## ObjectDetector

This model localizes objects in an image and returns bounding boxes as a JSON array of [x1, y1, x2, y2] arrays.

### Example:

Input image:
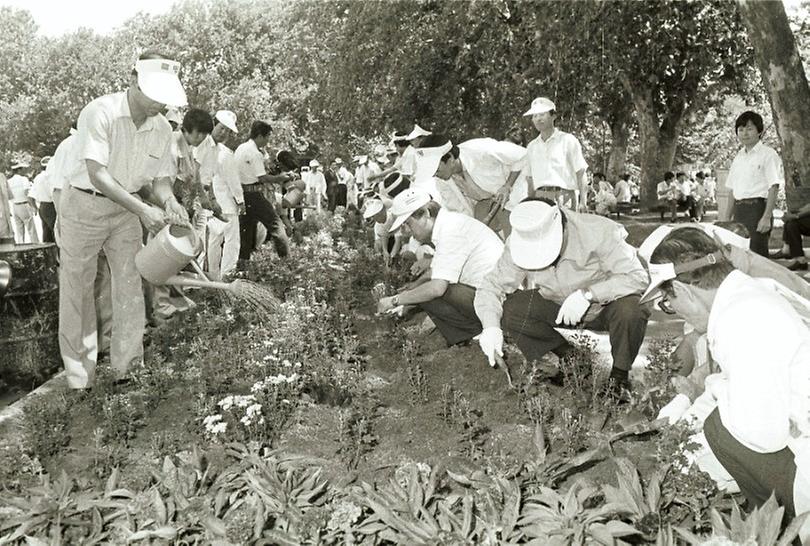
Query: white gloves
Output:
[[555, 289, 591, 326], [475, 327, 504, 367]]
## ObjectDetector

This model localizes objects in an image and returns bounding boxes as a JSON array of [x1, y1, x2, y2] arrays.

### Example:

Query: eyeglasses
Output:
[[654, 293, 676, 315]]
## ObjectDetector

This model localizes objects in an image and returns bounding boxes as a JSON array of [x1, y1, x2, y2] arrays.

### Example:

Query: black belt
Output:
[[735, 197, 766, 204], [536, 186, 573, 193], [74, 187, 108, 198]]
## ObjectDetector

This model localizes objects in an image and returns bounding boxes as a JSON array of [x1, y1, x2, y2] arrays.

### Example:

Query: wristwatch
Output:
[[392, 295, 400, 306], [582, 289, 594, 303]]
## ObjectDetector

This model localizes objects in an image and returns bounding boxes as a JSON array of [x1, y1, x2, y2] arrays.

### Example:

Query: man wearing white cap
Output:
[[369, 131, 412, 185], [416, 134, 526, 228], [59, 51, 189, 389], [30, 156, 55, 243], [377, 189, 504, 347], [521, 97, 588, 211], [474, 199, 649, 396], [306, 159, 327, 211], [363, 198, 403, 266], [333, 158, 354, 209], [7, 160, 38, 244], [641, 228, 810, 540]]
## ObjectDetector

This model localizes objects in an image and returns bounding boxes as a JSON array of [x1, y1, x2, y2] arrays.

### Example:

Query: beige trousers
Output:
[[58, 186, 145, 388], [12, 202, 39, 244]]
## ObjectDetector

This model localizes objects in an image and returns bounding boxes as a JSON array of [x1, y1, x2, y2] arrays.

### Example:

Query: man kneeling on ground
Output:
[[376, 189, 504, 346], [473, 199, 650, 397]]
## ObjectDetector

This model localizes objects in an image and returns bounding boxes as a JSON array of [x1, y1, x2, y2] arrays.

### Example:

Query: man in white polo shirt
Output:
[[522, 97, 588, 210], [31, 156, 55, 243], [726, 110, 784, 257], [234, 120, 293, 267], [7, 160, 38, 244], [377, 189, 504, 347], [417, 134, 526, 230], [59, 51, 188, 389]]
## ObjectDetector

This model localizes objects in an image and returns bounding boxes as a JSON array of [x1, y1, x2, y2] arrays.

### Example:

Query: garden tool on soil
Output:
[[483, 201, 503, 227]]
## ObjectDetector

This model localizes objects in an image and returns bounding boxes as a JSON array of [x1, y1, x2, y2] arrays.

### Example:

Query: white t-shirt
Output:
[[430, 208, 504, 288], [30, 171, 52, 203], [726, 141, 784, 199], [524, 128, 588, 191], [234, 139, 266, 186], [458, 138, 527, 195], [614, 179, 632, 203], [7, 174, 32, 203]]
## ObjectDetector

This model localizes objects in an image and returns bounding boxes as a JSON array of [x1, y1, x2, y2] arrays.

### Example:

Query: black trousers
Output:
[[238, 190, 287, 261], [783, 216, 810, 259], [733, 198, 771, 257], [501, 291, 650, 372], [39, 201, 56, 243], [417, 284, 482, 346], [704, 408, 796, 516], [327, 184, 338, 212], [336, 185, 347, 208]]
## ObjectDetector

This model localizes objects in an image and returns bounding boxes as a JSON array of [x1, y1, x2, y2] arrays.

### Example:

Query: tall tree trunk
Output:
[[738, 0, 810, 188], [606, 102, 632, 182]]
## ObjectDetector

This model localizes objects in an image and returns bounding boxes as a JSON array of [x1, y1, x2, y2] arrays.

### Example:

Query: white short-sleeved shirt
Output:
[[234, 139, 266, 186], [212, 143, 244, 214], [7, 174, 32, 203], [400, 146, 417, 177], [430, 208, 504, 288], [72, 91, 175, 192], [614, 180, 632, 203], [525, 128, 588, 191], [726, 141, 784, 199], [45, 134, 79, 193], [195, 134, 219, 188], [458, 138, 527, 195], [30, 171, 52, 203]]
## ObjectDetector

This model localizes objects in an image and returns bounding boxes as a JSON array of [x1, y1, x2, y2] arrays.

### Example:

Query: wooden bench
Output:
[[650, 200, 691, 220], [613, 202, 634, 219]]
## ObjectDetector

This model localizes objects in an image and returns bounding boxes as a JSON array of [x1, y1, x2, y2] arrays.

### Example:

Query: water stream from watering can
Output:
[[224, 280, 280, 322]]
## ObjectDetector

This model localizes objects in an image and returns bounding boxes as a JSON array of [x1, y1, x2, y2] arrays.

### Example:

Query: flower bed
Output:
[[0, 213, 803, 545]]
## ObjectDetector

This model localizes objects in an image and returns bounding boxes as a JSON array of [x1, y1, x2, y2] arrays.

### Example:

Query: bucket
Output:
[[135, 224, 201, 284]]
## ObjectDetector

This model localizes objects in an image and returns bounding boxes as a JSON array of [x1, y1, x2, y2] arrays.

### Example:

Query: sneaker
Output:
[[788, 261, 809, 271]]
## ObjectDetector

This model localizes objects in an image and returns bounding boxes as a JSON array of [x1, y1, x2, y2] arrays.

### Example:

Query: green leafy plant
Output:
[[21, 393, 72, 460], [602, 457, 671, 540]]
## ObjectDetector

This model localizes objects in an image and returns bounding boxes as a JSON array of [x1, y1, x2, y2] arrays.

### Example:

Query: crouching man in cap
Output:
[[474, 200, 650, 396], [59, 51, 189, 389], [376, 189, 504, 347], [642, 228, 810, 540]]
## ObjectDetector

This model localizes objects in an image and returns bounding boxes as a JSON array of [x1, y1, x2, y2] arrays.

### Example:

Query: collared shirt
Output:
[[475, 210, 648, 327], [212, 142, 244, 214], [706, 270, 810, 455], [7, 174, 32, 203], [46, 134, 80, 193], [525, 128, 588, 191], [30, 171, 52, 203], [656, 181, 670, 200], [614, 179, 632, 202], [72, 91, 175, 192], [234, 139, 267, 186], [430, 208, 504, 288], [726, 141, 784, 199], [337, 166, 354, 187], [458, 138, 527, 196], [680, 179, 693, 197], [400, 146, 417, 176], [195, 134, 219, 189]]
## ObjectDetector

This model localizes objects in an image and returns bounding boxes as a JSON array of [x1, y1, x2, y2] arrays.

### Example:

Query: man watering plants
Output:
[[58, 51, 188, 389], [473, 199, 650, 400], [376, 188, 503, 347], [641, 228, 810, 542]]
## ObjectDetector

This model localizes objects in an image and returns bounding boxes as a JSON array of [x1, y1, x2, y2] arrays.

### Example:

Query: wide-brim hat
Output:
[[363, 199, 384, 219], [135, 58, 187, 107], [215, 110, 238, 133], [523, 96, 556, 117], [309, 159, 320, 168], [508, 201, 563, 270], [414, 140, 452, 180], [390, 188, 432, 232]]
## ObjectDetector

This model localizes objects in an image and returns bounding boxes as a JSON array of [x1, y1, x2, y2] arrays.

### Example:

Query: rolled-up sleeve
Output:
[[589, 226, 649, 303], [474, 242, 527, 328], [77, 102, 110, 166]]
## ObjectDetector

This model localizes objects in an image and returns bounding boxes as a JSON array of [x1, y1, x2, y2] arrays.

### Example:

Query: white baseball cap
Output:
[[135, 58, 187, 107], [362, 199, 385, 219], [390, 188, 432, 232], [639, 251, 725, 304], [406, 124, 432, 141], [215, 110, 238, 133], [523, 97, 556, 117], [508, 201, 564, 270], [309, 159, 320, 168], [414, 140, 452, 179]]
